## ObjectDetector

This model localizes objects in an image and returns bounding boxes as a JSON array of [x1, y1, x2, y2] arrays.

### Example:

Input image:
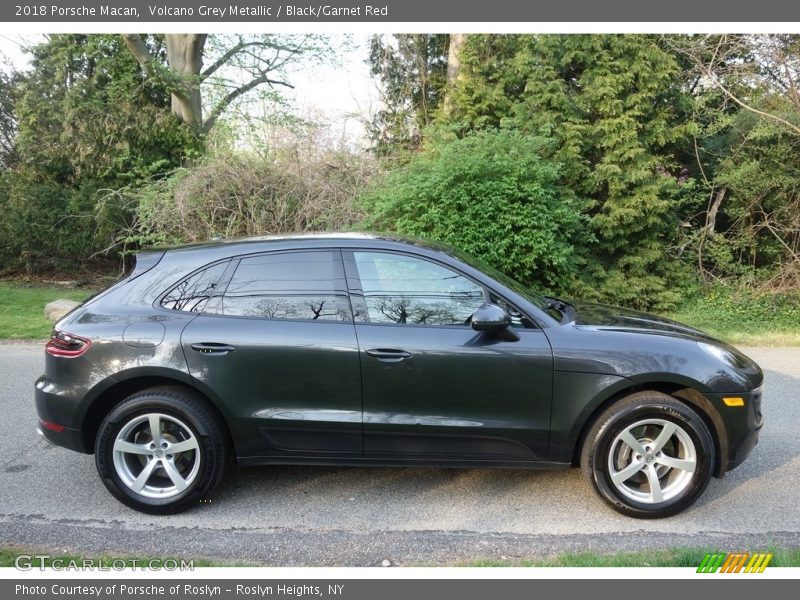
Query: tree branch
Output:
[[201, 40, 246, 80], [202, 75, 294, 133], [708, 72, 800, 136], [201, 39, 303, 81], [672, 34, 800, 137], [122, 34, 155, 68], [122, 34, 192, 102]]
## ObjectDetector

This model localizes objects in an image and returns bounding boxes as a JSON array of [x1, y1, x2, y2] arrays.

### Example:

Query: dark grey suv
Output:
[[36, 233, 763, 516]]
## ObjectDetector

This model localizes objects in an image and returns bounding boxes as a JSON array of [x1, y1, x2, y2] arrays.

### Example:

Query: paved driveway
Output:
[[1, 343, 798, 565]]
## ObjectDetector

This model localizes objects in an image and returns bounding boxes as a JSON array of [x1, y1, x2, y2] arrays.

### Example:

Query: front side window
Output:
[[161, 261, 229, 313], [353, 252, 485, 326], [217, 251, 350, 322]]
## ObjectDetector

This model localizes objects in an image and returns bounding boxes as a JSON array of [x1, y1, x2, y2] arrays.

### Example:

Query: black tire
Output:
[[95, 386, 229, 515], [580, 391, 714, 519]]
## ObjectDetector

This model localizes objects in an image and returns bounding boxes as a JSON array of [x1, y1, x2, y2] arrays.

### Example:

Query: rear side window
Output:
[[216, 251, 351, 322], [161, 261, 229, 313]]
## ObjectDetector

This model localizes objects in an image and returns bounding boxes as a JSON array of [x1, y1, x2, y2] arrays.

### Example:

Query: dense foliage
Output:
[[0, 34, 194, 274], [119, 144, 373, 249], [365, 34, 800, 309], [363, 130, 588, 291], [0, 70, 17, 170], [1, 33, 798, 313], [436, 35, 697, 308]]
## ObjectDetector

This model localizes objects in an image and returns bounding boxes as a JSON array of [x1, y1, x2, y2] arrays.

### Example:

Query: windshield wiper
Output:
[[542, 296, 576, 323], [542, 297, 569, 312]]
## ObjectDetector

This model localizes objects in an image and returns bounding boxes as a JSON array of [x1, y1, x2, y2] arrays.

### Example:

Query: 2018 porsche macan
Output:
[[35, 233, 763, 517]]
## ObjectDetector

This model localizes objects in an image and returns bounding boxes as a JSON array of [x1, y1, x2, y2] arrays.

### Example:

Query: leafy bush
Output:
[[361, 130, 590, 293], [0, 175, 97, 275]]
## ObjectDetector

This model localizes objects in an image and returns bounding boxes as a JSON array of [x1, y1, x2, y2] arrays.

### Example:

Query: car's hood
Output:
[[567, 300, 713, 340]]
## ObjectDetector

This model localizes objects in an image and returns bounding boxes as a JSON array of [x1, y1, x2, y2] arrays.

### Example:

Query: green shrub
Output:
[[0, 175, 97, 275], [361, 130, 590, 293]]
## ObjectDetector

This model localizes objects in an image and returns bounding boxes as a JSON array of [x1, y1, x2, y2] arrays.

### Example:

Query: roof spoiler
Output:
[[129, 250, 166, 280]]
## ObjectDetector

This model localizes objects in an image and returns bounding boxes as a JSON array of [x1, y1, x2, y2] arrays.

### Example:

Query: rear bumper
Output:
[[35, 375, 89, 453], [36, 418, 85, 452]]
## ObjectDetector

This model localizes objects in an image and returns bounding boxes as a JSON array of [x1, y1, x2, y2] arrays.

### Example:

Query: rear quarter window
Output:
[[160, 261, 230, 313]]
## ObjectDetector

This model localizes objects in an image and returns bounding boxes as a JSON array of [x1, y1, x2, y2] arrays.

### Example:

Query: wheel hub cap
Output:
[[607, 418, 698, 505], [112, 413, 201, 500]]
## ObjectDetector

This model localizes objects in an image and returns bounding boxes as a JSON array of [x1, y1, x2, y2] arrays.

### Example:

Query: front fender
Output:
[[548, 371, 636, 464]]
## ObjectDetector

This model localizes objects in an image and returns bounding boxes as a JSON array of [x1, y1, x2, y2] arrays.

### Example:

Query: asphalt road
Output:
[[0, 343, 798, 566]]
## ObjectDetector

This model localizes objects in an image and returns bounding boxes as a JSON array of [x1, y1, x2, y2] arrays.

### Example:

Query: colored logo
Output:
[[697, 552, 773, 573]]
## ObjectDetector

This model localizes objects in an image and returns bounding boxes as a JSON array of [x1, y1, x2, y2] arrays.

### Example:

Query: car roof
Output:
[[153, 231, 455, 256]]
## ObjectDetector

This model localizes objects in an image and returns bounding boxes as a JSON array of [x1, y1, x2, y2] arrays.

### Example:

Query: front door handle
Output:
[[190, 342, 237, 354], [365, 348, 412, 362]]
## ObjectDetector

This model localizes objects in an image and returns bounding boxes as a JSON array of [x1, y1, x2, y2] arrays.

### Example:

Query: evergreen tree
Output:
[[447, 35, 696, 308]]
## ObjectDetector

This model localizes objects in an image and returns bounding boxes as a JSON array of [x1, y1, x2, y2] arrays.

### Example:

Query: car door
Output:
[[344, 249, 553, 462], [179, 249, 363, 458]]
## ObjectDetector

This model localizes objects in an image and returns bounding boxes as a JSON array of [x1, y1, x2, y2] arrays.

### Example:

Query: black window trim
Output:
[[155, 245, 543, 330], [486, 290, 539, 331]]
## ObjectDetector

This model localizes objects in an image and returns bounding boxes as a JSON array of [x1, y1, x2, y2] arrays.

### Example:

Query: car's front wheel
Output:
[[95, 387, 229, 514], [581, 391, 714, 518]]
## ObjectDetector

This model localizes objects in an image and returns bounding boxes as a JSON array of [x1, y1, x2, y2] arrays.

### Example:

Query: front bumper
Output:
[[709, 386, 763, 473]]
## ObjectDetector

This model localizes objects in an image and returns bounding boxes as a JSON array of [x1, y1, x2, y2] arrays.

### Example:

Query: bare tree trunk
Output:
[[164, 35, 206, 126], [705, 185, 727, 235], [443, 34, 466, 116], [697, 185, 727, 284], [123, 34, 207, 128]]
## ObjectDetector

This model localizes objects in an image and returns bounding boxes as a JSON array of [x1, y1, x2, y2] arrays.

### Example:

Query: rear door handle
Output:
[[190, 343, 237, 354], [365, 348, 412, 362]]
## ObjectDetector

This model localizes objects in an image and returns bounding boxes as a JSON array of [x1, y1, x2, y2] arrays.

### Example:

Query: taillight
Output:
[[39, 419, 66, 433], [45, 330, 92, 357]]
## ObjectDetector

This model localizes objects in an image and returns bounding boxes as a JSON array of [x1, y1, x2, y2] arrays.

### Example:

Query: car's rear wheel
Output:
[[581, 391, 714, 518], [95, 387, 229, 514]]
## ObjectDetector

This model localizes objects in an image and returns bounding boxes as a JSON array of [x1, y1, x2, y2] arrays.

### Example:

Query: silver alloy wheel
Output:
[[607, 418, 697, 504], [112, 413, 201, 499]]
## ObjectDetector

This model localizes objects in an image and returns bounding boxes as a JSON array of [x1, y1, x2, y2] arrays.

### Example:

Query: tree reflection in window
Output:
[[354, 252, 485, 326], [224, 294, 351, 321], [220, 251, 351, 322], [161, 261, 229, 312]]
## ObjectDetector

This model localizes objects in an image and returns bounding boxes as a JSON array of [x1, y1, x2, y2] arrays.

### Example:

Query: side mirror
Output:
[[471, 303, 519, 341]]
